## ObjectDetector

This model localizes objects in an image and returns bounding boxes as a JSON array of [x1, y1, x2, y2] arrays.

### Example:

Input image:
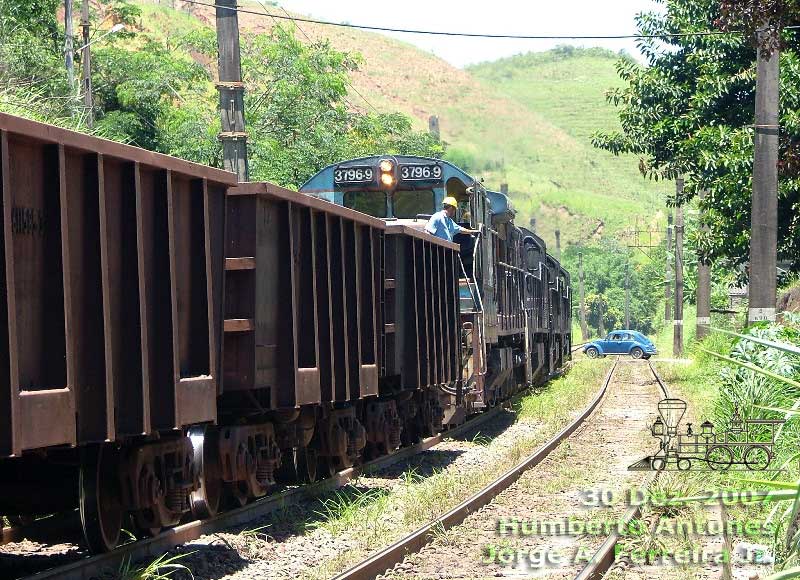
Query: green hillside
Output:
[[130, 2, 667, 248], [465, 47, 669, 244]]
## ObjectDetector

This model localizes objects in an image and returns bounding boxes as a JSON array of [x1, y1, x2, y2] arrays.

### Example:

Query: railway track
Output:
[[573, 359, 668, 580], [571, 342, 588, 353], [11, 376, 555, 580], [332, 359, 620, 580]]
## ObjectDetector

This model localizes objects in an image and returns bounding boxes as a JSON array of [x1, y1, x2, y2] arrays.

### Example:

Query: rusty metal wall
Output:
[[0, 113, 233, 456], [224, 182, 384, 408], [383, 226, 460, 392]]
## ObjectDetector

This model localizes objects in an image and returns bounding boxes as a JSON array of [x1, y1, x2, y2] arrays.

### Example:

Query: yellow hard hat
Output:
[[442, 196, 458, 208]]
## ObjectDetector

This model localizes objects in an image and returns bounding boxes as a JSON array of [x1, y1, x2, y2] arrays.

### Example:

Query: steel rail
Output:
[[573, 360, 668, 580], [332, 359, 619, 580], [571, 342, 588, 353], [19, 401, 513, 580]]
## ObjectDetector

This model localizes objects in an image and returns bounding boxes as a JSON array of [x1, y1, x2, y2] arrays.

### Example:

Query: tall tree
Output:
[[593, 0, 800, 277]]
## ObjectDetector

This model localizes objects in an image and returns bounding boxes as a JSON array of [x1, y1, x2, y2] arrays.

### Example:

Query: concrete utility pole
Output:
[[215, 0, 249, 181], [673, 180, 685, 358], [554, 229, 561, 262], [624, 261, 631, 329], [65, 0, 75, 97], [500, 183, 508, 195], [428, 115, 440, 140], [578, 252, 589, 340], [665, 213, 672, 323], [748, 27, 779, 324], [81, 0, 92, 127], [696, 190, 711, 339], [529, 217, 536, 232]]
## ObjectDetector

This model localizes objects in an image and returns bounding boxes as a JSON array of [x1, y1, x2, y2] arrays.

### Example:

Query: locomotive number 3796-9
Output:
[[334, 166, 374, 184], [400, 164, 442, 180]]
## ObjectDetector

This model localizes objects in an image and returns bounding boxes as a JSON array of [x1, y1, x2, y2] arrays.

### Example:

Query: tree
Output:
[[562, 240, 663, 336], [0, 5, 442, 191], [592, 0, 800, 275]]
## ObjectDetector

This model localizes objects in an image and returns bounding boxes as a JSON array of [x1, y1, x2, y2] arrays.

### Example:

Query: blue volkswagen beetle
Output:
[[583, 330, 657, 360]]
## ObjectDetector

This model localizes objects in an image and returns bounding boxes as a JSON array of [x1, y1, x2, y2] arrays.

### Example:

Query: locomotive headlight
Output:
[[380, 173, 395, 186], [379, 159, 393, 172]]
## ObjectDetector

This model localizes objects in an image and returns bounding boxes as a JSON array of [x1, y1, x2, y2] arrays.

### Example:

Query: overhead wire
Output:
[[252, 0, 378, 114], [180, 0, 797, 40]]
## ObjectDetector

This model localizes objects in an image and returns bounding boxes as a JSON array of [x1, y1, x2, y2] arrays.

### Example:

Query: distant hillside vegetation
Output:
[[134, 1, 666, 248]]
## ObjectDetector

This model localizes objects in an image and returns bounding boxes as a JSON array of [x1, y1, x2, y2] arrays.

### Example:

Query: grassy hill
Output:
[[132, 1, 667, 248]]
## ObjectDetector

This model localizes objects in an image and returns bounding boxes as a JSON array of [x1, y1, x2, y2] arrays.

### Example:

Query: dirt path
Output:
[[379, 360, 664, 580]]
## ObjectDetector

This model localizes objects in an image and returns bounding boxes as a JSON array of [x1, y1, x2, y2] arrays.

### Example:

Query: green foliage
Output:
[[713, 322, 800, 454], [467, 44, 667, 247], [593, 0, 800, 274], [242, 26, 442, 188], [0, 3, 441, 191], [562, 239, 664, 336], [117, 551, 194, 580]]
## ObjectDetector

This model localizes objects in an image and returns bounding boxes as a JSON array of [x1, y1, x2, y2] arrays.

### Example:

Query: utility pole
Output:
[[554, 229, 561, 262], [81, 0, 92, 127], [500, 183, 508, 195], [665, 213, 672, 323], [598, 299, 607, 337], [673, 179, 684, 358], [696, 190, 711, 339], [748, 27, 779, 324], [216, 0, 248, 181], [624, 261, 631, 329], [65, 0, 75, 98], [578, 252, 589, 340], [529, 217, 536, 232], [428, 115, 440, 140]]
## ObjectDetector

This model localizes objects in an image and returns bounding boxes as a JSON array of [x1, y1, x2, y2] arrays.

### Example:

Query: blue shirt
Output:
[[425, 210, 464, 242]]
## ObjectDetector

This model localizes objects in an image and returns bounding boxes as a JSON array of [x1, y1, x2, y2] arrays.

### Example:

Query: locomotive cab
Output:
[[299, 155, 485, 280]]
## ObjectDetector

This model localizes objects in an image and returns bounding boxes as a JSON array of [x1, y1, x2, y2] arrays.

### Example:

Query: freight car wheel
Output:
[[80, 445, 123, 553], [189, 426, 222, 519]]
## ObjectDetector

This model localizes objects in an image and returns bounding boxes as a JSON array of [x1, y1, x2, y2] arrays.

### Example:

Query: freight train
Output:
[[0, 114, 571, 553]]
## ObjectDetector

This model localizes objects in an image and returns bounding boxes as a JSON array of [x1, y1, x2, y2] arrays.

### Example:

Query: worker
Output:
[[425, 197, 480, 242]]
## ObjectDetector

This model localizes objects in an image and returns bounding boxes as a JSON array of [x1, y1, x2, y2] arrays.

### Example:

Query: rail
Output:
[[333, 359, 620, 580], [573, 359, 668, 580], [17, 403, 516, 580], [571, 341, 588, 353]]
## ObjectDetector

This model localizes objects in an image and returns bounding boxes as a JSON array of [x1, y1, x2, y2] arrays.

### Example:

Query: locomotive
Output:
[[0, 114, 571, 554]]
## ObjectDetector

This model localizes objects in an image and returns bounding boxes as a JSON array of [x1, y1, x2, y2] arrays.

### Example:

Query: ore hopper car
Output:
[[0, 117, 572, 556], [0, 113, 233, 552], [300, 155, 570, 424]]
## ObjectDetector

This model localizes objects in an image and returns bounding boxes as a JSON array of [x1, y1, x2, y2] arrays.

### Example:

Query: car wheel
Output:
[[630, 347, 643, 359], [585, 347, 599, 359]]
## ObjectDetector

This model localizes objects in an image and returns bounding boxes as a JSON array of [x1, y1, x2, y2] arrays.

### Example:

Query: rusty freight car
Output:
[[0, 116, 572, 557], [218, 182, 460, 488], [0, 113, 234, 552]]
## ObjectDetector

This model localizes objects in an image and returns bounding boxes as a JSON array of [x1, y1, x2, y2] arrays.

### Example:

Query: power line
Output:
[[252, 0, 379, 114], [181, 0, 785, 40]]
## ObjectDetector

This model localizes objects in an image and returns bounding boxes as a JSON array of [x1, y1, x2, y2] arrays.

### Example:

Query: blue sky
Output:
[[277, 0, 664, 67]]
